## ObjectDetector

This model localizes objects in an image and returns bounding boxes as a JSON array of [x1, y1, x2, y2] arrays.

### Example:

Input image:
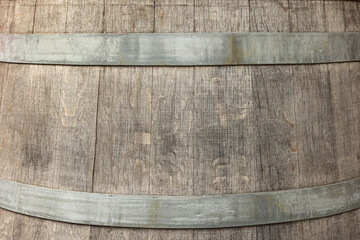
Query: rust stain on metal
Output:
[[0, 33, 359, 65], [226, 36, 241, 64]]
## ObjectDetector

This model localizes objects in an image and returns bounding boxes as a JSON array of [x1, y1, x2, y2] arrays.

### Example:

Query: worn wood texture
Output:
[[249, 1, 299, 240], [0, 0, 359, 240], [90, 1, 153, 240], [148, 1, 195, 239], [0, 0, 99, 239], [290, 1, 360, 240], [193, 1, 255, 239], [0, 2, 12, 239]]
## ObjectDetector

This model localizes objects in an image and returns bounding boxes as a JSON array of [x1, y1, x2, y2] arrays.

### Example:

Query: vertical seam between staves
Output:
[[91, 67, 103, 194], [32, 0, 38, 33], [91, 1, 107, 194], [65, 0, 69, 33]]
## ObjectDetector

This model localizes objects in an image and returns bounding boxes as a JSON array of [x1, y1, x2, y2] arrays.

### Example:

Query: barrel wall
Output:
[[0, 0, 359, 239]]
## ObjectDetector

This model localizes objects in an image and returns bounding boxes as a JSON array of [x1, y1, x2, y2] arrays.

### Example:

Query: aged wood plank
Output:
[[343, 1, 360, 32], [12, 214, 90, 240], [249, 1, 301, 240], [333, 0, 360, 182], [33, 0, 67, 34], [195, 0, 249, 33], [0, 0, 101, 239], [0, 64, 12, 239], [0, 65, 98, 188], [66, 0, 104, 33], [249, 0, 290, 32], [192, 66, 254, 195], [149, 67, 194, 196], [92, 67, 152, 195], [249, 0, 297, 189], [0, 209, 13, 240], [147, 0, 195, 239], [90, 228, 147, 240], [0, 1, 31, 239], [90, 1, 153, 239], [0, 29, 12, 240], [0, 0, 14, 34], [155, 0, 194, 33], [290, 0, 360, 239], [10, 1, 36, 34], [104, 0, 154, 34], [193, 1, 255, 239], [291, 1, 358, 188], [289, 0, 326, 32], [294, 64, 340, 183], [312, 1, 360, 239], [250, 66, 300, 240]]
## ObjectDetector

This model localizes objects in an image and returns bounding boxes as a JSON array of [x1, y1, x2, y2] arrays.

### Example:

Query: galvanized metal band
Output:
[[0, 32, 359, 66], [0, 177, 359, 229]]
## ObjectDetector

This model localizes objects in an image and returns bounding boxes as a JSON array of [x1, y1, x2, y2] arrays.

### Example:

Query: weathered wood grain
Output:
[[193, 1, 255, 239], [0, 208, 13, 240], [147, 1, 195, 239], [249, 0, 290, 32], [249, 1, 301, 240], [0, 2, 14, 237], [93, 67, 152, 195], [192, 66, 254, 196], [290, 0, 360, 239], [66, 0, 104, 33], [195, 0, 249, 33], [343, 1, 360, 32], [0, 1, 34, 239], [250, 65, 299, 240], [90, 1, 153, 239], [104, 0, 154, 34], [291, 0, 337, 187], [0, 1, 14, 34], [0, 0, 359, 239], [149, 67, 194, 196], [321, 1, 360, 239], [0, 0, 100, 239]]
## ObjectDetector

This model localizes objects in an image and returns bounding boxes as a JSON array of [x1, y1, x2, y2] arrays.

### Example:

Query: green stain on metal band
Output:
[[0, 177, 359, 228], [0, 32, 359, 66]]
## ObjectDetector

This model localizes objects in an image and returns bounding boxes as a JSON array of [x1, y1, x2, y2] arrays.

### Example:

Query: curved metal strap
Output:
[[0, 32, 359, 66], [0, 177, 359, 229]]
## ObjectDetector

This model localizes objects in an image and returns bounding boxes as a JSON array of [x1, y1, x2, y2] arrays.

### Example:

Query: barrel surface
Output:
[[0, 0, 359, 240]]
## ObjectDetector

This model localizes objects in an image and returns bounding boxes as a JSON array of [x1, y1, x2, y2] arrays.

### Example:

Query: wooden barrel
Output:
[[0, 0, 359, 239]]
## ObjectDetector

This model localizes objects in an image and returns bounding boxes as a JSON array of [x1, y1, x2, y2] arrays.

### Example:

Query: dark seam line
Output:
[[32, 0, 38, 33]]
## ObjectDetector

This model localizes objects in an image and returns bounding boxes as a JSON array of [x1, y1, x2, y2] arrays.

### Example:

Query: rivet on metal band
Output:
[[0, 32, 359, 66], [0, 177, 359, 229]]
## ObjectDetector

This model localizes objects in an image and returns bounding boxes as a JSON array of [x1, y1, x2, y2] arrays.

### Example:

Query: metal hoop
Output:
[[1, 177, 359, 229], [1, 32, 359, 66]]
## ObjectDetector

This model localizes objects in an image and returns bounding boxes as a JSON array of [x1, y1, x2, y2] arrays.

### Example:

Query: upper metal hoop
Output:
[[0, 32, 359, 66]]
